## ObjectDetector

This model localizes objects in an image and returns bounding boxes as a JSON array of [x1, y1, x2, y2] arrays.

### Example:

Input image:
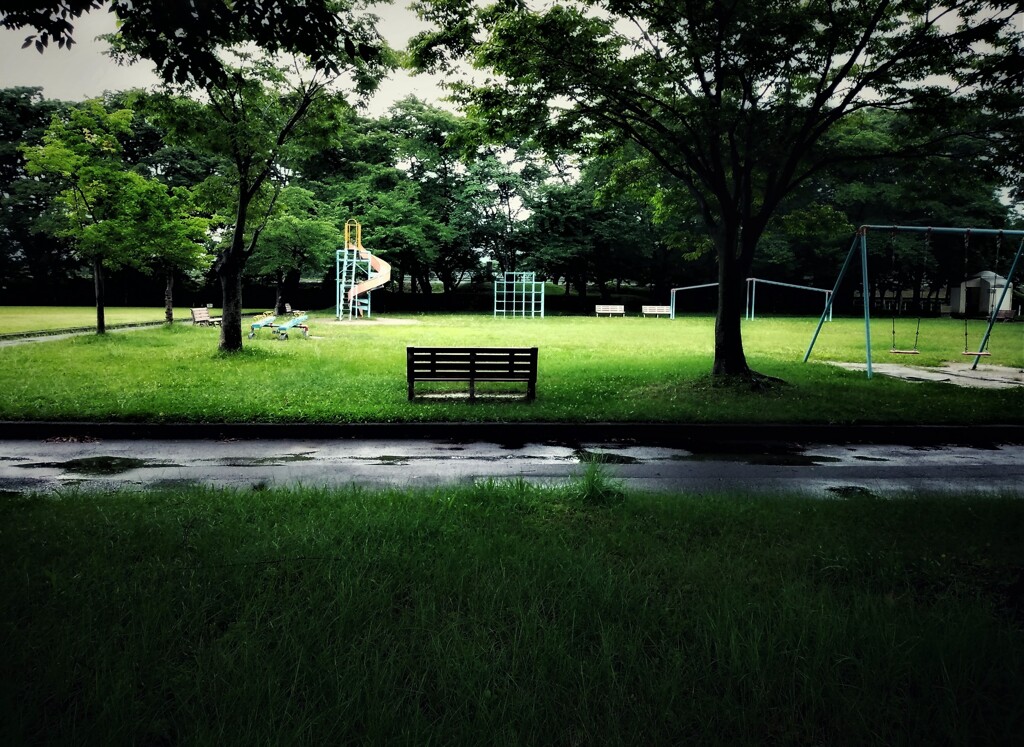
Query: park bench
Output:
[[248, 313, 277, 338], [275, 314, 309, 340], [642, 305, 672, 317], [190, 307, 221, 326], [407, 346, 538, 401], [595, 304, 626, 316]]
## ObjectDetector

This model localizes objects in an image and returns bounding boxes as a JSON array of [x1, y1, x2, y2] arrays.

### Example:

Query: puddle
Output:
[[853, 456, 890, 462], [376, 455, 410, 466], [826, 485, 877, 498], [17, 456, 178, 475], [219, 453, 315, 467], [680, 452, 842, 466], [574, 449, 642, 465]]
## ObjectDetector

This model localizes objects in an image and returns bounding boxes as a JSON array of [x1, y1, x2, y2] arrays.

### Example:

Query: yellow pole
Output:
[[344, 219, 363, 250]]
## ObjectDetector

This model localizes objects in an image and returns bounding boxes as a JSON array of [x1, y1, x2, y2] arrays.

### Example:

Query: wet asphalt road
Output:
[[1, 438, 1022, 497]]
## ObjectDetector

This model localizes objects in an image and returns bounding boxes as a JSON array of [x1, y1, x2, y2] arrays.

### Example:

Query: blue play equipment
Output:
[[248, 313, 277, 339], [804, 224, 1024, 378], [275, 314, 309, 340]]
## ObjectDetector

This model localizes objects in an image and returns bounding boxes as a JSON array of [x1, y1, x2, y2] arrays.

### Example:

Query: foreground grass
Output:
[[0, 311, 1020, 424], [2, 479, 1022, 744]]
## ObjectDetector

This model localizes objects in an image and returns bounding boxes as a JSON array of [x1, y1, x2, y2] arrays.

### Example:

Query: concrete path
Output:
[[830, 361, 1024, 389], [2, 438, 1021, 497]]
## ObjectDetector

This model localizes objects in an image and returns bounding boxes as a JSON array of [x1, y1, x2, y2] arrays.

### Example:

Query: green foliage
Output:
[[6, 1, 390, 90], [3, 483, 1023, 743], [22, 101, 136, 264], [250, 186, 341, 282], [19, 99, 212, 316]]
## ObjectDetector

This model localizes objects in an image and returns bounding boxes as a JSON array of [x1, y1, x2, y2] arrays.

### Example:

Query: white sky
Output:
[[0, 2, 449, 116]]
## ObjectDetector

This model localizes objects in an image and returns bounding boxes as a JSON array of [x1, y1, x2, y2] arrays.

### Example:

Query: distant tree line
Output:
[[2, 87, 1016, 316]]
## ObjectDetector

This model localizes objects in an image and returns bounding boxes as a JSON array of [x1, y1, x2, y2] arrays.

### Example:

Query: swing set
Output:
[[804, 224, 1024, 378]]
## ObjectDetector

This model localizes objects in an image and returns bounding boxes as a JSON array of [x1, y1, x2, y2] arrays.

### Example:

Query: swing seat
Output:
[[890, 349, 919, 355], [962, 350, 991, 356]]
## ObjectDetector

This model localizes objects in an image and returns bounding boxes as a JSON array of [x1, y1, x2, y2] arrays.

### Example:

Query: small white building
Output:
[[948, 271, 1014, 318]]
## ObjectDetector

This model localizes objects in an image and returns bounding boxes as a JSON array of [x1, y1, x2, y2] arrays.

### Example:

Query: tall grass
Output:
[[2, 480, 1022, 744], [0, 311, 1020, 424]]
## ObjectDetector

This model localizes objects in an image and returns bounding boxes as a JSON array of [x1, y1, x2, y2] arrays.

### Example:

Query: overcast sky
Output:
[[0, 2, 449, 116]]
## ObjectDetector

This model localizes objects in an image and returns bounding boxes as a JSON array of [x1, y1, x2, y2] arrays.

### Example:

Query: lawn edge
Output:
[[1, 420, 1021, 446]]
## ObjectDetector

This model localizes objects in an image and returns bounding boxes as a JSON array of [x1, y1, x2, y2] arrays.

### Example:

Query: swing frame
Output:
[[805, 225, 1024, 379]]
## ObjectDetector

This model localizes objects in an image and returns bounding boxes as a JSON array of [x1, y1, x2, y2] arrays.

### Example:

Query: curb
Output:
[[1, 421, 1021, 447]]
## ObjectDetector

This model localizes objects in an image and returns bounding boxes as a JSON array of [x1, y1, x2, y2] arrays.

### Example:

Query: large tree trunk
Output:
[[217, 190, 254, 352], [416, 271, 433, 294], [218, 261, 244, 352], [93, 256, 106, 335], [164, 271, 174, 324], [712, 228, 752, 377], [274, 270, 285, 315]]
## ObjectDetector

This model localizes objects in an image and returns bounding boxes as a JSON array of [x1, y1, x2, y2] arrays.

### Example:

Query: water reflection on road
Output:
[[1, 439, 1022, 497]]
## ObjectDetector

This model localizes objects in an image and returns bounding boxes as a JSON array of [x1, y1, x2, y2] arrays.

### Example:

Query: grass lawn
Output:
[[0, 306, 258, 335], [0, 309, 1020, 424], [2, 478, 1022, 744], [0, 305, 172, 333]]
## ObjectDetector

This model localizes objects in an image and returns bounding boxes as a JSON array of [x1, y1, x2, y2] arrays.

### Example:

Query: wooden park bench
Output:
[[275, 314, 309, 340], [595, 304, 626, 316], [642, 305, 672, 317], [190, 307, 221, 326], [407, 346, 538, 401]]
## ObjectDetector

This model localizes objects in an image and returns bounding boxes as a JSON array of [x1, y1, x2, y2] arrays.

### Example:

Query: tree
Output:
[[6, 1, 391, 351], [5, 1, 380, 88], [0, 87, 76, 299], [385, 98, 480, 293], [411, 0, 1023, 379], [145, 44, 388, 351], [21, 99, 208, 331], [305, 112, 439, 295], [250, 185, 342, 312]]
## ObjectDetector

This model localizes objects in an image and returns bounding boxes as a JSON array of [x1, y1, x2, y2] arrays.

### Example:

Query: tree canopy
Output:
[[411, 0, 1024, 377], [21, 99, 209, 331], [4, 1, 384, 88]]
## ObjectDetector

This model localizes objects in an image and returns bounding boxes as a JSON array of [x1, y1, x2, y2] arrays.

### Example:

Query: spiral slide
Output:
[[348, 249, 391, 303]]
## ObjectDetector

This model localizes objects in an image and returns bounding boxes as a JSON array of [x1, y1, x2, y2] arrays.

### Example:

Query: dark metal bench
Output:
[[407, 346, 538, 401]]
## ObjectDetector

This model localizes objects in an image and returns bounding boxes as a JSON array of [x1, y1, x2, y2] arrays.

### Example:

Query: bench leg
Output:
[[408, 381, 415, 401], [469, 379, 475, 401]]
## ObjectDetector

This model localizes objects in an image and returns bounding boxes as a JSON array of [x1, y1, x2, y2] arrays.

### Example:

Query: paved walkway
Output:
[[2, 437, 1022, 498]]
